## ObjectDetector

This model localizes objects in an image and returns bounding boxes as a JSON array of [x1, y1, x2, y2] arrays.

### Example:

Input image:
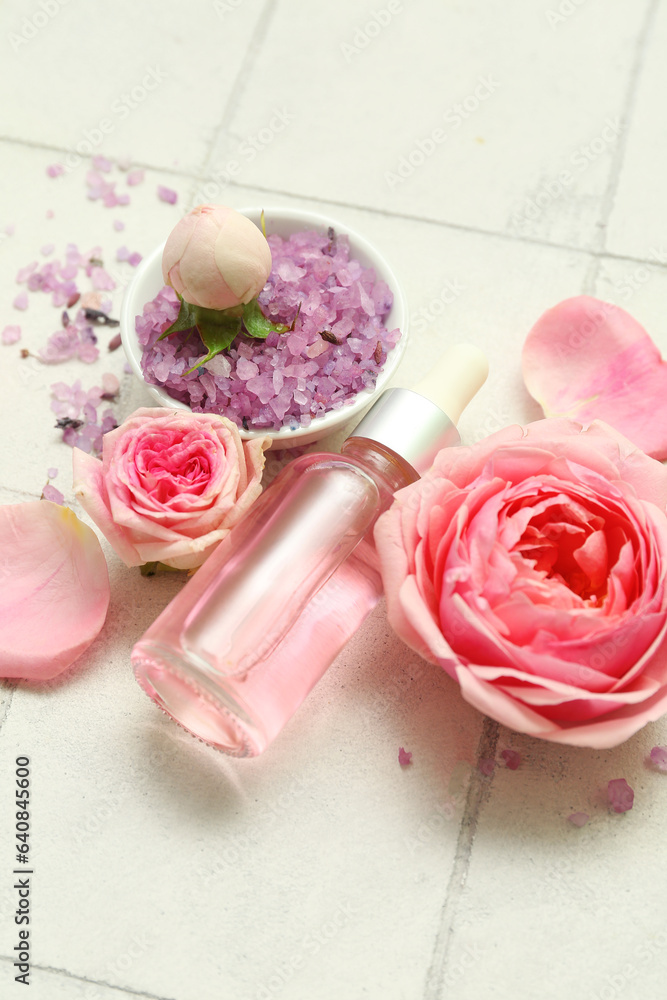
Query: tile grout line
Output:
[[583, 0, 661, 294], [0, 684, 17, 731], [187, 0, 279, 203], [0, 955, 178, 1000], [3, 130, 667, 273], [422, 716, 499, 1000]]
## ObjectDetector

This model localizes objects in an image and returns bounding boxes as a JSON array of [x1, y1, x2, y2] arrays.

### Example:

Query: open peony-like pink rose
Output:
[[162, 204, 272, 310], [73, 407, 270, 570], [374, 418, 667, 748]]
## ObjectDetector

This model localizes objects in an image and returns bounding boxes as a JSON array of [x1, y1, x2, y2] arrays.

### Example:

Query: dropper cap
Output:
[[348, 343, 489, 476]]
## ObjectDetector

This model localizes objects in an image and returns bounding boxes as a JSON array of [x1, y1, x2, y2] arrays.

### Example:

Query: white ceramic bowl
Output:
[[120, 207, 408, 448]]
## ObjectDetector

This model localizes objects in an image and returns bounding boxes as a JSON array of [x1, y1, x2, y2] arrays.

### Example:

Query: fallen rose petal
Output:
[[398, 747, 412, 766], [522, 296, 667, 459], [0, 501, 109, 680], [607, 778, 634, 813], [567, 812, 589, 827]]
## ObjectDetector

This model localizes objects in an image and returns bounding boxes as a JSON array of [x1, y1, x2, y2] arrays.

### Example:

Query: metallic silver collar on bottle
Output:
[[348, 387, 460, 477]]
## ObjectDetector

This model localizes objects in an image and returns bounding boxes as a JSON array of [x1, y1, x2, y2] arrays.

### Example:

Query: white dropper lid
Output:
[[348, 343, 489, 475]]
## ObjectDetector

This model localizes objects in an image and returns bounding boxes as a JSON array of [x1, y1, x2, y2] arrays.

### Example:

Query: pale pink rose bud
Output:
[[161, 204, 272, 310]]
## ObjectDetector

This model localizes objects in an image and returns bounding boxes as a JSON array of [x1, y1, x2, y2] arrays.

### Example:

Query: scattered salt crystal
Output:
[[47, 467, 58, 479], [113, 220, 125, 231], [2, 325, 21, 345], [157, 185, 178, 204], [398, 747, 412, 767], [608, 778, 634, 814], [13, 291, 28, 311], [479, 758, 495, 777], [46, 210, 54, 219], [568, 812, 589, 827], [128, 252, 142, 267], [101, 373, 120, 395], [5, 223, 15, 235], [649, 746, 667, 771], [92, 155, 113, 172], [205, 355, 233, 378], [501, 749, 521, 770], [42, 484, 64, 505], [236, 357, 259, 381], [46, 164, 64, 178], [127, 169, 144, 186], [90, 267, 116, 291], [41, 243, 55, 256], [16, 263, 37, 283]]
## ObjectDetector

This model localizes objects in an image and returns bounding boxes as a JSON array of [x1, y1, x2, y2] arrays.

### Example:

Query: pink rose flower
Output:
[[73, 408, 270, 570], [162, 204, 272, 310], [374, 418, 667, 748]]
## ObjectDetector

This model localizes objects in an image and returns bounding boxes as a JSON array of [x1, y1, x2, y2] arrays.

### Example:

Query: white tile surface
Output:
[[1, 1, 667, 998]]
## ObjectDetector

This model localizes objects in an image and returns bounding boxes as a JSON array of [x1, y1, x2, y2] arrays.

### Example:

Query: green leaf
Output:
[[158, 296, 199, 339], [242, 299, 278, 339], [184, 314, 243, 375]]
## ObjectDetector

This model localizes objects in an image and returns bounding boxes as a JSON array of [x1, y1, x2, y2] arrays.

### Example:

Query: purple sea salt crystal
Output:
[[398, 747, 413, 767], [127, 169, 144, 186], [157, 185, 178, 204], [41, 243, 55, 256], [16, 262, 37, 283], [568, 812, 589, 828], [479, 758, 495, 777], [2, 325, 21, 345], [13, 291, 28, 311], [607, 778, 634, 814], [92, 155, 113, 172], [42, 484, 65, 505], [113, 220, 125, 231], [501, 749, 521, 770], [46, 164, 64, 178], [47, 467, 58, 479], [649, 746, 667, 772]]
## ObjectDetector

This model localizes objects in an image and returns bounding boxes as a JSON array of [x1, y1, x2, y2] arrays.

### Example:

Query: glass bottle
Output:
[[131, 345, 488, 756]]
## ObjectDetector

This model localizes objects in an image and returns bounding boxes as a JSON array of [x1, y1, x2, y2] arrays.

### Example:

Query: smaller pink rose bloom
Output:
[[73, 407, 270, 570], [162, 204, 272, 311], [375, 418, 667, 749], [0, 501, 109, 680]]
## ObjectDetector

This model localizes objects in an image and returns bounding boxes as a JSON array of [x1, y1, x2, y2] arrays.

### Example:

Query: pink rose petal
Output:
[[607, 778, 634, 813], [398, 747, 413, 766], [0, 502, 109, 680], [522, 296, 667, 459]]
